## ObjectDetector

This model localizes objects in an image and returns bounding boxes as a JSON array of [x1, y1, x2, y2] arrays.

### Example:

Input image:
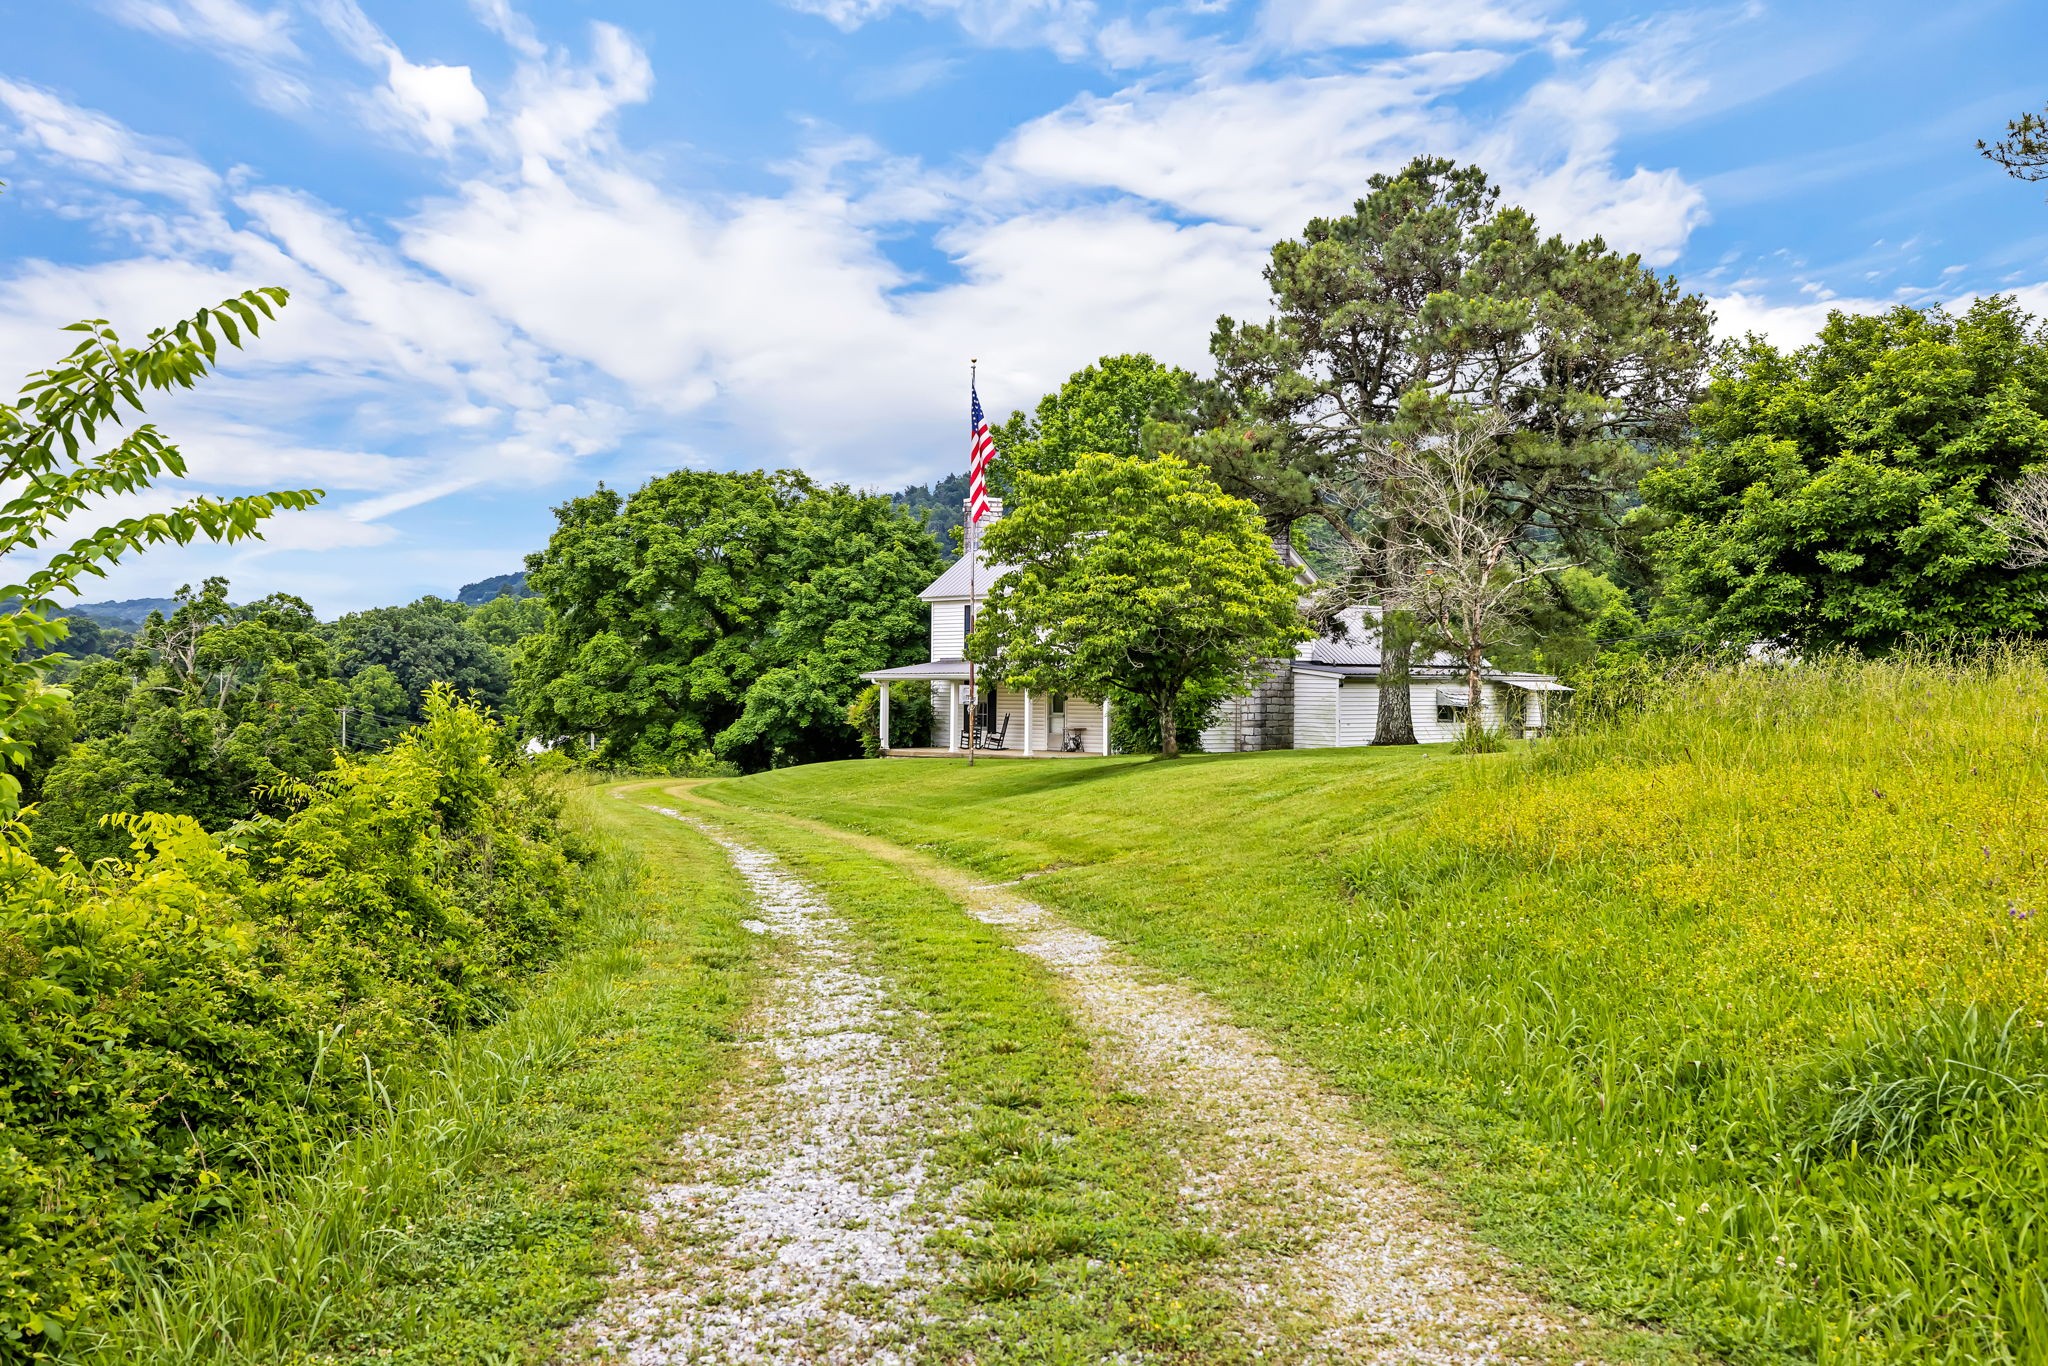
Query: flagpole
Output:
[[967, 358, 978, 769]]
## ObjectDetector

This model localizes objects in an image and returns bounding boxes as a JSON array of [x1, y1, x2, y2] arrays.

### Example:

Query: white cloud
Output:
[[992, 57, 1495, 236], [989, 38, 1709, 264], [1258, 0, 1563, 51], [784, 0, 1099, 57], [384, 57, 490, 151], [104, 0, 297, 58], [1710, 281, 2048, 351], [501, 21, 652, 169], [1707, 291, 1857, 349], [0, 79, 221, 211]]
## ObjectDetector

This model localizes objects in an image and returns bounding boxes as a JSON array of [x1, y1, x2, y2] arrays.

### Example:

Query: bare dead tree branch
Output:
[[1323, 409, 1571, 728], [1995, 469, 2048, 567]]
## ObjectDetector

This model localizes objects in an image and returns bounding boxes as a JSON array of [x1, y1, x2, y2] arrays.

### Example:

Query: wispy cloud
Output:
[[16, 0, 2029, 609]]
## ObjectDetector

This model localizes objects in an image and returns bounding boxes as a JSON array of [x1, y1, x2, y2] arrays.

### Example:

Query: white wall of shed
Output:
[[1408, 681, 1502, 743], [1293, 671, 1341, 748], [1338, 681, 1378, 746]]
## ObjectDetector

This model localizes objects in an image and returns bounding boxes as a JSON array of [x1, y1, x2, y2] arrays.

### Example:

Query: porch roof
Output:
[[861, 658, 976, 683]]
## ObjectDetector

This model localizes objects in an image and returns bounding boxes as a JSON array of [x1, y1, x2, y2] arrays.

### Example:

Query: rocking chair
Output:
[[976, 712, 1010, 751]]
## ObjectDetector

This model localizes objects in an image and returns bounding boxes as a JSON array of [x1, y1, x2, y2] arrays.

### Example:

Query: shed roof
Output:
[[1304, 606, 1462, 669], [1291, 661, 1571, 691]]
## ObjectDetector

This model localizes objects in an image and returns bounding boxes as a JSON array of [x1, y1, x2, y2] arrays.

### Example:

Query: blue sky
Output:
[[2, 0, 2044, 613]]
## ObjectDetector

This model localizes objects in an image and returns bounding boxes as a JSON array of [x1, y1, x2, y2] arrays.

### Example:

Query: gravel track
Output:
[[578, 792, 1613, 1364], [571, 811, 948, 1364], [958, 883, 1592, 1364]]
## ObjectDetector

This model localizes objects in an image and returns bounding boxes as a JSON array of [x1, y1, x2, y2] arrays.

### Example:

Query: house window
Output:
[[963, 603, 974, 642], [1436, 703, 1460, 724]]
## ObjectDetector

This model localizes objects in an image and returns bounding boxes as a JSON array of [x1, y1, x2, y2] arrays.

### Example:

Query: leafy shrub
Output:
[[0, 688, 596, 1359], [845, 682, 936, 756]]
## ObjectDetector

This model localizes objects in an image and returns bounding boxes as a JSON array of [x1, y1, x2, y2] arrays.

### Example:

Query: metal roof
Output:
[[919, 551, 1017, 603], [1303, 606, 1461, 669]]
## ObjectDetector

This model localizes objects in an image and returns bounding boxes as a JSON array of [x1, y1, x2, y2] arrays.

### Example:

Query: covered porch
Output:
[[860, 660, 1111, 757]]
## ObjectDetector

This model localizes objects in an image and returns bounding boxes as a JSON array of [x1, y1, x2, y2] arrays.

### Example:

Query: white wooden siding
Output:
[[1337, 680, 1378, 745], [1409, 681, 1502, 743], [1293, 671, 1340, 748], [924, 683, 1100, 752], [929, 600, 969, 661]]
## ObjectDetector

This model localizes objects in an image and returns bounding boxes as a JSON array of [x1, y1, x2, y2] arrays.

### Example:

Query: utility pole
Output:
[[337, 705, 351, 748]]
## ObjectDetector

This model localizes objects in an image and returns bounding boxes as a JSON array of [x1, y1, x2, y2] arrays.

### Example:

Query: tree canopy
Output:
[[1213, 156, 1712, 551], [516, 469, 941, 771], [1640, 295, 2048, 650], [33, 578, 346, 862], [0, 289, 320, 808], [970, 453, 1307, 757], [327, 597, 512, 721], [991, 354, 1194, 498]]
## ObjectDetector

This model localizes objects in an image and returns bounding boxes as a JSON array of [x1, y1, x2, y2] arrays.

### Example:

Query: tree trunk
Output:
[[1374, 610, 1418, 745], [1466, 645, 1485, 740], [1159, 692, 1180, 757]]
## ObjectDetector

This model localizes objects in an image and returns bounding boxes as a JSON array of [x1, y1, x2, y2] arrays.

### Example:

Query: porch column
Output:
[[1100, 698, 1111, 755], [878, 682, 891, 756], [948, 682, 961, 752], [1022, 690, 1034, 755]]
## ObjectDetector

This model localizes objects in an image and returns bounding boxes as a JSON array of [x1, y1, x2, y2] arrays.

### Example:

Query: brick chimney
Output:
[[963, 497, 1005, 557]]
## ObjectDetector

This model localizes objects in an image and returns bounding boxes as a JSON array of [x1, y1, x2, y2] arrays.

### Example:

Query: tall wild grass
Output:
[[1329, 648, 2048, 1360]]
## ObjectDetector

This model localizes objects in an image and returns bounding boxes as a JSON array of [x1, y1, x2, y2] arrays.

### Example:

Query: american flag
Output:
[[968, 381, 994, 524]]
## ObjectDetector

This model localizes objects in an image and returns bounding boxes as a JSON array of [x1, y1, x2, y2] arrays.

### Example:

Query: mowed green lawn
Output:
[[706, 655, 2048, 1365]]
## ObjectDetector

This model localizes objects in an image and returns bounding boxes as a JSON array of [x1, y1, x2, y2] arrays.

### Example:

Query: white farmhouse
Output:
[[860, 500, 1569, 756]]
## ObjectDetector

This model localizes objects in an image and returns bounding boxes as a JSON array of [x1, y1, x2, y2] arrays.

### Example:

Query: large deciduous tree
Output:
[[1641, 296, 2048, 650], [34, 578, 348, 862], [968, 453, 1308, 757], [328, 597, 511, 721], [1215, 156, 1712, 742], [990, 354, 1194, 498], [516, 470, 941, 770]]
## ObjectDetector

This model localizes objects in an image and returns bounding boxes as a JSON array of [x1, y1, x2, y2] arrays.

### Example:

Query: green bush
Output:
[[0, 688, 596, 1359], [845, 682, 936, 756]]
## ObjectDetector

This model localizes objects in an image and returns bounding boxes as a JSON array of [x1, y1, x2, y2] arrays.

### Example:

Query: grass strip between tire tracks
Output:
[[664, 783, 1307, 1363]]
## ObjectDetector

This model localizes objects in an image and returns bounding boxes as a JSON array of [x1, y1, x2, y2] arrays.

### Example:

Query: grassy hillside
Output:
[[706, 652, 2048, 1363]]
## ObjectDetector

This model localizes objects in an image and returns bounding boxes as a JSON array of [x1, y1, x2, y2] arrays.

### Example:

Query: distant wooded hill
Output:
[[457, 572, 532, 604], [893, 473, 967, 562], [67, 597, 180, 628]]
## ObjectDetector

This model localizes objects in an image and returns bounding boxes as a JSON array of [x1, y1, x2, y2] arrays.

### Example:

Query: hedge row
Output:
[[0, 689, 596, 1359]]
